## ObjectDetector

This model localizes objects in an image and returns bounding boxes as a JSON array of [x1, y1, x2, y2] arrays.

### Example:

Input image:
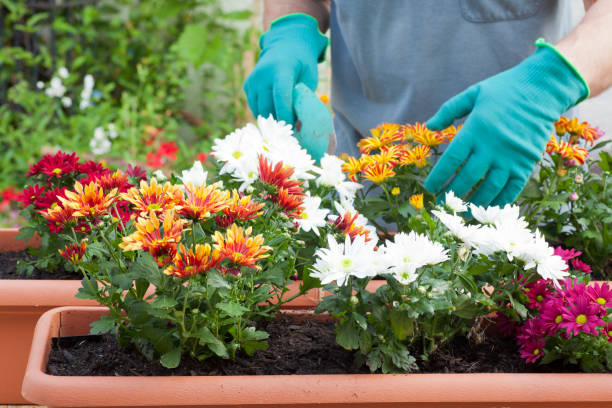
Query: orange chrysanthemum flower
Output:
[[554, 117, 569, 136], [95, 169, 131, 193], [399, 145, 431, 168], [341, 156, 364, 182], [407, 123, 446, 146], [179, 183, 230, 220], [274, 187, 305, 217], [563, 117, 586, 136], [440, 124, 462, 143], [40, 204, 76, 228], [546, 135, 560, 155], [121, 178, 183, 217], [216, 190, 265, 228], [59, 181, 118, 219], [559, 143, 588, 165], [58, 240, 87, 264], [164, 243, 222, 278], [213, 224, 271, 270], [362, 162, 396, 183], [357, 123, 404, 153], [330, 210, 371, 242], [409, 193, 424, 210], [369, 145, 401, 166], [120, 210, 187, 266], [257, 155, 304, 196], [579, 123, 601, 146]]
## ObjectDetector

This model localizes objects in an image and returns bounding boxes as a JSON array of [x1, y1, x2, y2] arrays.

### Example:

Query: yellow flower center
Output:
[[555, 315, 562, 324], [575, 314, 587, 324], [391, 187, 400, 196], [300, 212, 308, 219], [232, 150, 243, 159], [341, 259, 352, 269], [533, 349, 540, 356], [52, 168, 62, 174], [536, 295, 543, 302], [596, 297, 606, 305], [148, 203, 161, 210]]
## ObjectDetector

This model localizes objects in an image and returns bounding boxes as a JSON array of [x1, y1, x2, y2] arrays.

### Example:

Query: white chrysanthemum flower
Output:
[[58, 67, 69, 79], [108, 123, 118, 139], [36, 81, 44, 90], [469, 203, 527, 228], [444, 191, 468, 213], [45, 77, 66, 98], [212, 124, 262, 177], [61, 96, 72, 107], [522, 231, 569, 282], [431, 209, 480, 242], [313, 154, 363, 203], [152, 169, 167, 182], [84, 74, 95, 90], [382, 231, 449, 285], [311, 234, 378, 286], [181, 161, 208, 187], [296, 195, 329, 236]]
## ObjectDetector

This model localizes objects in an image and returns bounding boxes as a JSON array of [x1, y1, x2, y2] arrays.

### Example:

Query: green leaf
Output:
[[508, 295, 528, 319], [15, 226, 35, 243], [207, 269, 230, 289], [217, 302, 249, 317], [258, 265, 285, 287], [175, 24, 209, 68], [220, 10, 253, 20], [196, 327, 218, 344], [160, 348, 181, 369], [300, 267, 322, 292], [242, 340, 268, 356], [336, 321, 360, 349], [242, 326, 269, 341], [76, 276, 99, 299], [130, 253, 161, 286], [389, 310, 414, 341], [453, 298, 482, 319], [208, 341, 230, 359], [90, 316, 116, 335], [152, 295, 178, 309], [455, 273, 478, 294], [352, 312, 368, 330]]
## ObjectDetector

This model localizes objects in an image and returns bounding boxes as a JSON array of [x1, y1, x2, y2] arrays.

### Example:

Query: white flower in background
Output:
[[314, 154, 363, 203], [61, 96, 72, 107], [522, 231, 569, 282], [84, 74, 94, 90], [311, 234, 378, 286], [108, 123, 118, 139], [80, 74, 95, 109], [296, 195, 329, 236], [58, 67, 69, 79], [382, 231, 449, 285], [444, 191, 468, 213], [45, 77, 66, 98], [152, 169, 167, 182], [181, 161, 208, 187], [36, 81, 44, 90], [89, 126, 111, 155]]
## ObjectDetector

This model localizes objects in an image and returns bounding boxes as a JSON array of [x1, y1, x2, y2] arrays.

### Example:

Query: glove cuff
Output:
[[534, 38, 590, 104], [261, 13, 329, 63]]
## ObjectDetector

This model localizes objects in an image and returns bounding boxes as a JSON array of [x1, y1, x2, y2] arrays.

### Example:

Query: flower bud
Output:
[[417, 286, 427, 295], [350, 295, 359, 305], [574, 174, 583, 184], [569, 192, 579, 202], [457, 246, 470, 262], [564, 159, 578, 168], [556, 167, 567, 177], [377, 334, 386, 343]]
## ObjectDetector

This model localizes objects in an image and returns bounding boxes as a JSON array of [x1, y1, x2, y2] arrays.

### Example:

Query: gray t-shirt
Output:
[[330, 0, 580, 157]]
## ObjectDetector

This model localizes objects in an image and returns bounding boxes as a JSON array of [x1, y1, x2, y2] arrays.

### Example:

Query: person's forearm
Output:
[[557, 0, 612, 97], [263, 0, 330, 32]]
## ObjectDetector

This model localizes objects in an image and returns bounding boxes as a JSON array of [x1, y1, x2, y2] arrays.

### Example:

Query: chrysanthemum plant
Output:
[[16, 151, 146, 275], [311, 121, 610, 372], [517, 117, 611, 279]]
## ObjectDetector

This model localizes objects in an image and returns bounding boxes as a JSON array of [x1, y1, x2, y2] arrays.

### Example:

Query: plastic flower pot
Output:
[[23, 306, 612, 408]]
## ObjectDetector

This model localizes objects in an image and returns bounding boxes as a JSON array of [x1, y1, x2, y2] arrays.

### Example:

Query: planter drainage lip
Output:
[[22, 307, 612, 408], [0, 279, 90, 307]]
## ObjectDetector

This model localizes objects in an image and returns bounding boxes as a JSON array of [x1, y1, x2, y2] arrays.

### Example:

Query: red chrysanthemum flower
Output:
[[495, 312, 518, 337], [58, 240, 87, 264], [257, 155, 304, 196], [516, 318, 546, 343], [330, 210, 372, 242], [274, 187, 305, 218], [34, 187, 68, 210], [126, 164, 147, 181], [59, 181, 118, 219], [40, 205, 77, 233], [77, 160, 111, 177], [560, 278, 587, 299], [26, 151, 80, 180], [570, 258, 592, 274], [179, 183, 230, 220], [215, 190, 265, 228], [602, 322, 612, 343], [120, 178, 183, 217], [18, 184, 46, 208], [553, 246, 582, 263], [559, 295, 605, 337]]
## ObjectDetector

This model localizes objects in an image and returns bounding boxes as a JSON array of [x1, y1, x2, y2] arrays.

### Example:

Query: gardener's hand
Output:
[[424, 40, 589, 207], [243, 13, 328, 126]]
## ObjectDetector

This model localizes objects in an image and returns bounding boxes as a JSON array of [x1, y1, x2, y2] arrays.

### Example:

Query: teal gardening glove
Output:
[[243, 13, 328, 126], [424, 39, 589, 207]]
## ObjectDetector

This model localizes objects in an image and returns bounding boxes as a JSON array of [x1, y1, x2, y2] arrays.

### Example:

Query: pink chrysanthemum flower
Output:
[[559, 295, 605, 337], [517, 318, 546, 342], [553, 246, 582, 262], [519, 338, 545, 364], [525, 279, 551, 311], [539, 298, 565, 336], [602, 322, 612, 343], [587, 282, 612, 311], [560, 278, 587, 299], [570, 258, 592, 274]]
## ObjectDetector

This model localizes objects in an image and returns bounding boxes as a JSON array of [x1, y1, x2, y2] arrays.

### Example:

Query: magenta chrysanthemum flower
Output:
[[519, 338, 545, 363], [553, 246, 582, 262], [539, 298, 565, 335], [602, 322, 612, 343], [587, 282, 612, 311], [559, 295, 605, 336], [517, 318, 546, 342], [560, 278, 587, 299], [571, 258, 592, 274], [525, 279, 551, 310]]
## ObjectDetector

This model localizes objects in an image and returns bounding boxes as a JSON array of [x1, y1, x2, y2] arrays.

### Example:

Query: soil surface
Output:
[[0, 250, 79, 280], [47, 315, 579, 376]]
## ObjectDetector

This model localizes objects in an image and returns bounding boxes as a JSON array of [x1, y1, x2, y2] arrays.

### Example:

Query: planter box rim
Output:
[[22, 306, 612, 407]]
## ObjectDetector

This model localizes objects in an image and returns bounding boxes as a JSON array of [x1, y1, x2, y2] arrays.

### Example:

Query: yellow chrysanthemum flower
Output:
[[409, 193, 423, 210], [407, 123, 446, 147], [358, 123, 404, 153], [362, 162, 396, 183], [164, 243, 221, 278], [213, 224, 271, 270], [59, 181, 118, 219], [179, 182, 230, 220], [121, 178, 183, 217], [341, 156, 364, 182], [399, 145, 431, 168]]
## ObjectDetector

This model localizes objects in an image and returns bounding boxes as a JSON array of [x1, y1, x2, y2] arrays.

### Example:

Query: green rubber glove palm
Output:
[[424, 41, 589, 207], [293, 83, 332, 163], [243, 14, 328, 126]]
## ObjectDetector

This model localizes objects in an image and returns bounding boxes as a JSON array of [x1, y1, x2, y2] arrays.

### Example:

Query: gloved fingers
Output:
[[273, 71, 297, 126], [426, 85, 478, 131], [257, 89, 275, 120], [491, 176, 528, 207], [441, 153, 489, 198], [468, 167, 509, 207], [424, 135, 472, 194], [300, 65, 318, 91]]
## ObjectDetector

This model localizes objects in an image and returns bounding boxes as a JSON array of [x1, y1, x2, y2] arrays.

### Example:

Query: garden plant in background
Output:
[[518, 117, 611, 279]]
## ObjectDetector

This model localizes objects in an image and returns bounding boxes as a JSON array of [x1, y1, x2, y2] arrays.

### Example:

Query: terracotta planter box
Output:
[[23, 306, 612, 408], [0, 227, 320, 403]]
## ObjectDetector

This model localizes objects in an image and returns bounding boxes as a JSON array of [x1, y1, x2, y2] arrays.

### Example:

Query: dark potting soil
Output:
[[0, 250, 78, 280], [47, 315, 579, 376]]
